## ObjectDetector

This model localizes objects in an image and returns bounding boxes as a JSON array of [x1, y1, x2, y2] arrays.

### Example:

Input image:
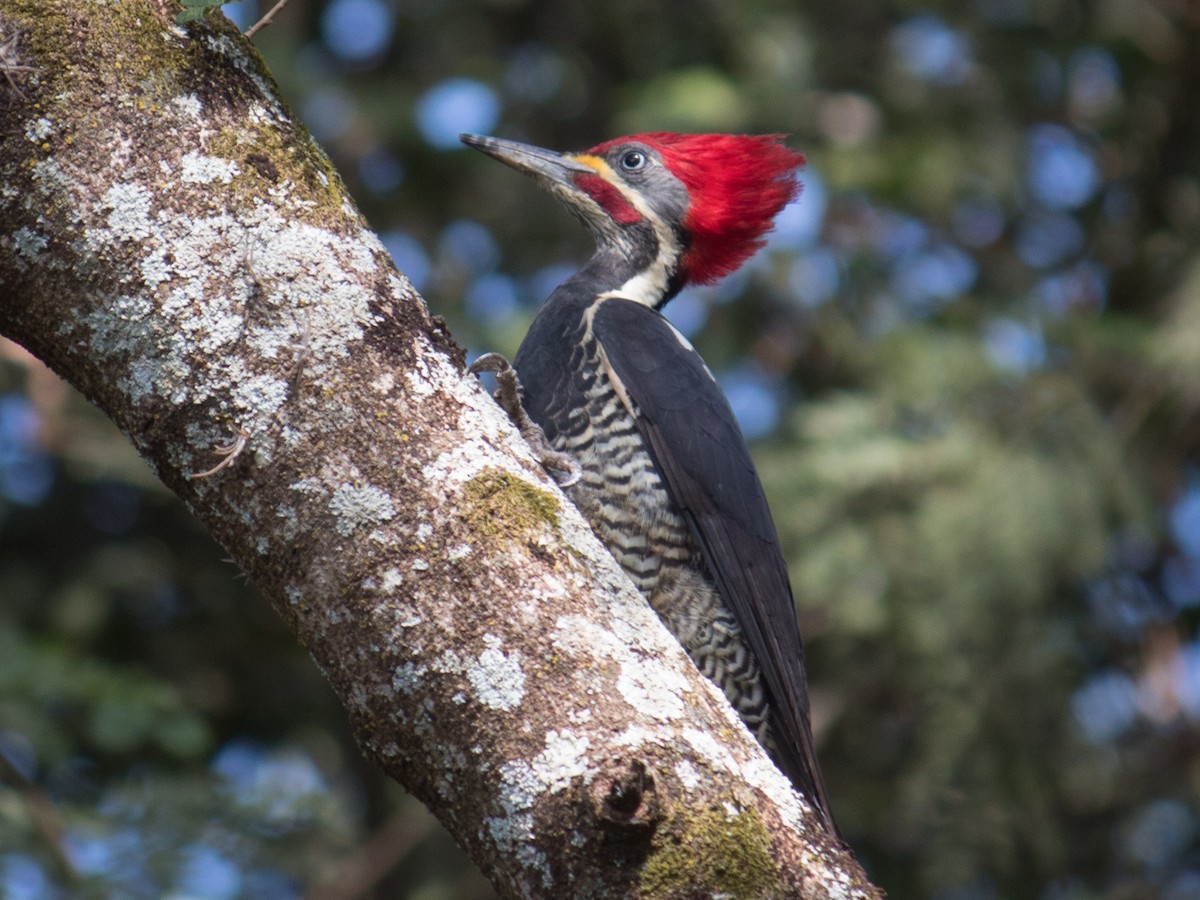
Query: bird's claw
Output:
[[467, 351, 512, 378], [541, 449, 582, 488], [469, 352, 583, 488]]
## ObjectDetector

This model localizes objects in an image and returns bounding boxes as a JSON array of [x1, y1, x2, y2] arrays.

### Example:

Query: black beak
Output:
[[460, 133, 596, 188]]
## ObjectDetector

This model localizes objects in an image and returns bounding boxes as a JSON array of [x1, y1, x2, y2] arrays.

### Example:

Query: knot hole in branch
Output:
[[592, 759, 663, 831]]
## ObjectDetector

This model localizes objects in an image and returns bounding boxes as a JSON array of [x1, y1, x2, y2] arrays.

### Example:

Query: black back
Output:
[[591, 296, 835, 832]]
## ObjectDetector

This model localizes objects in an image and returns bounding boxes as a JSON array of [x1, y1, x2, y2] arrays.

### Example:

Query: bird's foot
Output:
[[469, 352, 582, 487]]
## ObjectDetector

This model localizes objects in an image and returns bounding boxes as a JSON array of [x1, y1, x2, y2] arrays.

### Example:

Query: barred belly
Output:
[[554, 350, 774, 745]]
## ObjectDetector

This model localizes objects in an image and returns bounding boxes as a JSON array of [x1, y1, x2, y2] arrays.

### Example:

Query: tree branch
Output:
[[246, 0, 294, 39], [0, 2, 879, 896]]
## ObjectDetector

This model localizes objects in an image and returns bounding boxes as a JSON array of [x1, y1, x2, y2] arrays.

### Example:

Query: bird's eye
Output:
[[619, 150, 647, 172]]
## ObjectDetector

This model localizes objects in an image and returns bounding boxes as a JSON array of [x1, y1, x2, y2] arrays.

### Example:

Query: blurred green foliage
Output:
[[4, 0, 1200, 897]]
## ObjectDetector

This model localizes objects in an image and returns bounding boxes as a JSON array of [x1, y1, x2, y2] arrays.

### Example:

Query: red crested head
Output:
[[586, 133, 805, 285]]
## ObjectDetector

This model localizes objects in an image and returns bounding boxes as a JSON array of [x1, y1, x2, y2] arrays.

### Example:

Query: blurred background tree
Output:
[[4, 0, 1200, 896]]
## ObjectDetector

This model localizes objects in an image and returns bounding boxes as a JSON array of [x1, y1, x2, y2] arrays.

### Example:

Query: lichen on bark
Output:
[[462, 468, 562, 541], [0, 3, 881, 897], [639, 805, 779, 898]]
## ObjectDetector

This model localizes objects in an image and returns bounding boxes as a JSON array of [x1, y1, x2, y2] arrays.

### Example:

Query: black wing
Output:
[[592, 296, 835, 832]]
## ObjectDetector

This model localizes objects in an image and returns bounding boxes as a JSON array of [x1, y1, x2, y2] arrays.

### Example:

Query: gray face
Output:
[[596, 141, 691, 229]]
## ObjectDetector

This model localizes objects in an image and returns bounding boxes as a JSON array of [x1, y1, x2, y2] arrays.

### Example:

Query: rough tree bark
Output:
[[0, 3, 880, 897]]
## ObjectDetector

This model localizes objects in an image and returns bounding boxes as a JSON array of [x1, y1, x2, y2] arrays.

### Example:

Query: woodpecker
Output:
[[461, 131, 835, 833]]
